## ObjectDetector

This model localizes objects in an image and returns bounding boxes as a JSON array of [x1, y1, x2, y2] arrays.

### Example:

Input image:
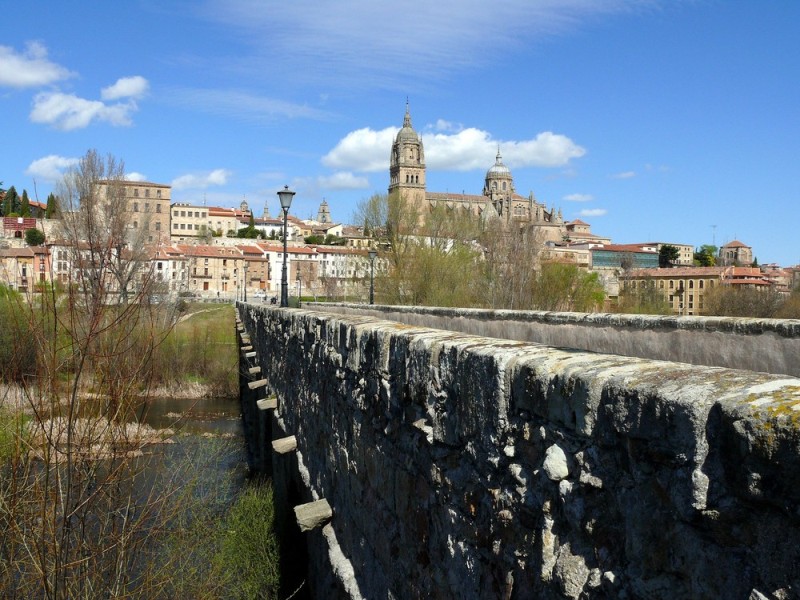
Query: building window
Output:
[[145, 189, 150, 198], [689, 280, 694, 289], [699, 280, 704, 289], [155, 222, 161, 231], [133, 202, 139, 212], [145, 203, 150, 212], [173, 223, 178, 229], [157, 190, 162, 199], [156, 204, 161, 213], [133, 221, 138, 228], [134, 189, 139, 197]]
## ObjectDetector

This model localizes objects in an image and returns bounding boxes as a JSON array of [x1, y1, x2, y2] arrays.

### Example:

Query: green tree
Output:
[[530, 262, 605, 312], [2, 185, 18, 216], [45, 192, 59, 219], [20, 189, 30, 217], [659, 244, 680, 268], [24, 228, 45, 246], [694, 244, 717, 266]]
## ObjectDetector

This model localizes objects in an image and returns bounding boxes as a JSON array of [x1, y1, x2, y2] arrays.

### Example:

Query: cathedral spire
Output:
[[403, 99, 412, 128]]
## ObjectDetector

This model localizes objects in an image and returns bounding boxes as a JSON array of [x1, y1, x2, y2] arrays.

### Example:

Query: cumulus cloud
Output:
[[126, 172, 148, 182], [0, 41, 73, 88], [323, 125, 585, 173], [612, 171, 636, 179], [578, 208, 607, 217], [563, 193, 593, 202], [172, 169, 231, 190], [101, 76, 149, 100], [317, 171, 369, 190], [30, 91, 139, 131], [322, 127, 397, 172], [25, 154, 79, 182]]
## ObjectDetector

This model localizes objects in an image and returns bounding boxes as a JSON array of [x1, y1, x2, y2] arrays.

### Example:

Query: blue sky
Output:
[[2, 1, 798, 265]]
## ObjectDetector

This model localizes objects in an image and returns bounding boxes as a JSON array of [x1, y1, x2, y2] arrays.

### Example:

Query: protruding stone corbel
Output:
[[257, 397, 278, 410], [248, 378, 268, 390], [294, 499, 333, 532], [248, 366, 261, 375], [272, 435, 297, 454], [241, 345, 253, 352], [244, 351, 257, 359]]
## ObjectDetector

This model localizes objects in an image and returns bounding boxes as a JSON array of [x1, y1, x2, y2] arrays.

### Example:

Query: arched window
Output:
[[492, 181, 497, 190], [502, 181, 507, 191]]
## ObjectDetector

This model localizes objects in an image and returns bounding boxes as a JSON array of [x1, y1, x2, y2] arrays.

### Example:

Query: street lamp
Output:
[[296, 269, 302, 308], [277, 185, 295, 307], [243, 261, 248, 302], [368, 249, 377, 305]]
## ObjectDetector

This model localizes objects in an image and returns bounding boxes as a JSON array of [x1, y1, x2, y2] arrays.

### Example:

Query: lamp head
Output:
[[277, 185, 295, 211], [368, 249, 377, 260]]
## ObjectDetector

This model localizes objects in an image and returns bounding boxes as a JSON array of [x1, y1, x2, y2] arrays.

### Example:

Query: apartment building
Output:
[[621, 266, 770, 315]]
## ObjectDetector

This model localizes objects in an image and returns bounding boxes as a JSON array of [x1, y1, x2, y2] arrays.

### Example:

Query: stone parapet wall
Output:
[[308, 303, 800, 377], [239, 304, 800, 599]]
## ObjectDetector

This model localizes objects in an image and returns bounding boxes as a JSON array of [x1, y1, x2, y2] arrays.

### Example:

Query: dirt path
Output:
[[177, 305, 228, 324]]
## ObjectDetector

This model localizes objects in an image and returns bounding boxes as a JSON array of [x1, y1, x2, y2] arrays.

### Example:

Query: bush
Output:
[[24, 228, 45, 246]]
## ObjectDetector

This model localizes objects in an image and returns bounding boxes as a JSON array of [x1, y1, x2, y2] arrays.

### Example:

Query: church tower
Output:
[[483, 148, 515, 221], [316, 199, 332, 224], [388, 102, 426, 210]]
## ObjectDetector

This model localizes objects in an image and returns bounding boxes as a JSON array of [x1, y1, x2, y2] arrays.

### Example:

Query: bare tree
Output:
[[0, 150, 190, 598], [57, 150, 154, 306]]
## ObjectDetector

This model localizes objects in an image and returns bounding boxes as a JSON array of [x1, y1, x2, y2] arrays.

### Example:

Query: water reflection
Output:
[[142, 396, 242, 437]]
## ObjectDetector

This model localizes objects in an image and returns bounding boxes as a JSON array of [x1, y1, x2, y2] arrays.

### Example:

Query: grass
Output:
[[151, 303, 238, 398]]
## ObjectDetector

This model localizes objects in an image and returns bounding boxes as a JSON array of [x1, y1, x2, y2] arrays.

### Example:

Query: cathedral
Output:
[[388, 104, 565, 242]]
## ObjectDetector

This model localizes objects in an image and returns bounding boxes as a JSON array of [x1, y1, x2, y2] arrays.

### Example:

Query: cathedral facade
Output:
[[388, 104, 564, 242]]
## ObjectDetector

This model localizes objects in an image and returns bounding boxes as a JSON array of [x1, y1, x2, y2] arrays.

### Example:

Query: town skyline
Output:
[[2, 1, 798, 265]]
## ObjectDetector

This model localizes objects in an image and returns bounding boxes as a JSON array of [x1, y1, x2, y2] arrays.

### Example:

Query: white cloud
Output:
[[172, 169, 232, 190], [25, 154, 79, 182], [126, 172, 148, 182], [164, 87, 332, 123], [317, 172, 369, 190], [202, 1, 659, 87], [563, 193, 593, 202], [612, 171, 636, 179], [0, 41, 73, 88], [30, 91, 139, 131], [322, 127, 397, 172], [101, 76, 149, 100], [578, 208, 607, 217], [323, 125, 585, 173], [431, 119, 463, 133]]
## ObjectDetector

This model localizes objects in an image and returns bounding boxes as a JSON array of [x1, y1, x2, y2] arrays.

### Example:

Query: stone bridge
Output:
[[236, 303, 800, 600]]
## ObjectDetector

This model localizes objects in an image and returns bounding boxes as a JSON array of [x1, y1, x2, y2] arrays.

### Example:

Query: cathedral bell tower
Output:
[[388, 102, 426, 209]]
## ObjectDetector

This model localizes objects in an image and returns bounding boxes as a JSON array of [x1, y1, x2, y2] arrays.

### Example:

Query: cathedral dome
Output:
[[395, 104, 419, 143], [486, 149, 511, 177]]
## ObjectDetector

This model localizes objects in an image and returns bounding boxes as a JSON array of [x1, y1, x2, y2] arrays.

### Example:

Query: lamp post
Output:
[[277, 185, 295, 307], [296, 269, 302, 308], [243, 261, 248, 302], [368, 249, 377, 305]]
